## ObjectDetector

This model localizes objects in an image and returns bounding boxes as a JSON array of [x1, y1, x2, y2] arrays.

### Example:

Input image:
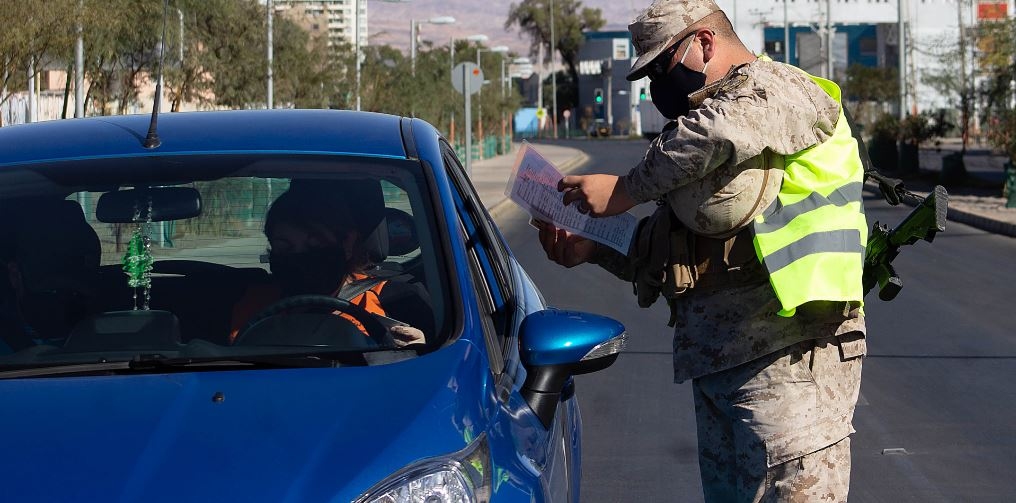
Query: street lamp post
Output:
[[549, 0, 557, 138], [476, 47, 487, 159], [410, 16, 455, 116], [411, 16, 456, 77], [475, 45, 508, 160]]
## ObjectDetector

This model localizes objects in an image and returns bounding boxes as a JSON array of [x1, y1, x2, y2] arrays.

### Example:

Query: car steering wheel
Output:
[[235, 294, 394, 347]]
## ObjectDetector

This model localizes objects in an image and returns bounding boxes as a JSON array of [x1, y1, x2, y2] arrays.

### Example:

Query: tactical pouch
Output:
[[631, 201, 698, 327]]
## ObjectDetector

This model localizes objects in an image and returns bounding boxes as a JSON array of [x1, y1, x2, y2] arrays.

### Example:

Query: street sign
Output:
[[508, 63, 533, 79], [562, 109, 571, 119], [535, 108, 546, 119], [452, 62, 483, 96]]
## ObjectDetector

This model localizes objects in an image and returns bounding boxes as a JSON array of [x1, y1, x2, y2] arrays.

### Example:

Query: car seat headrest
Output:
[[384, 208, 419, 256], [2, 198, 100, 295]]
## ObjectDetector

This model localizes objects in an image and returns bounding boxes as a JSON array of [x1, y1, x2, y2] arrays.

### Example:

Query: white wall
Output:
[[716, 0, 994, 112]]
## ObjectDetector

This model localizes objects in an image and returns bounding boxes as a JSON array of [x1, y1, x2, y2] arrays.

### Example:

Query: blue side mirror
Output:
[[519, 309, 627, 428]]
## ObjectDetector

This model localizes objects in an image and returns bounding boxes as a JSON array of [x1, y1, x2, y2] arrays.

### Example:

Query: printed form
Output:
[[505, 142, 638, 255]]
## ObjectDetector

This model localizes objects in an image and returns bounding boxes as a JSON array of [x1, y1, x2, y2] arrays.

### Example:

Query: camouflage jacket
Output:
[[596, 59, 866, 382]]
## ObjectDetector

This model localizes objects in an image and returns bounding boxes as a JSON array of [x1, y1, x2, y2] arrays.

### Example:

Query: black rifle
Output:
[[862, 181, 948, 301], [845, 107, 950, 301]]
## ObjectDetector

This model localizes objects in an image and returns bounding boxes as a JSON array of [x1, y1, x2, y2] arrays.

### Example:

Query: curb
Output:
[[863, 182, 1016, 239], [486, 150, 591, 221]]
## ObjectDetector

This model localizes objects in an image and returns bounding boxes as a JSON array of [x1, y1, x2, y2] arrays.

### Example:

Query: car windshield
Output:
[[0, 154, 450, 371]]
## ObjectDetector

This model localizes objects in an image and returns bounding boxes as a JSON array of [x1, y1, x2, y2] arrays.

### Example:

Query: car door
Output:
[[439, 142, 575, 502]]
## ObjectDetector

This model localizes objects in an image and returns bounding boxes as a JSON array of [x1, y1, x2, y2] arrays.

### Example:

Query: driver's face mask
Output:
[[19, 288, 93, 341], [270, 245, 349, 296]]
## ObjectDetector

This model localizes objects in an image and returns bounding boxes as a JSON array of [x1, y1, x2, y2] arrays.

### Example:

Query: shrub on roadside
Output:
[[867, 113, 899, 173]]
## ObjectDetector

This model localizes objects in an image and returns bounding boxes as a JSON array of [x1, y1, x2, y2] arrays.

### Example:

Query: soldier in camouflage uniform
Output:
[[537, 1, 865, 501]]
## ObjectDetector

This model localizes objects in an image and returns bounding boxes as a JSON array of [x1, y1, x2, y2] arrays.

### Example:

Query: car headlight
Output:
[[356, 434, 491, 503]]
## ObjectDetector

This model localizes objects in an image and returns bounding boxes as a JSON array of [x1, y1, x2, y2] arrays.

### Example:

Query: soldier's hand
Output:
[[558, 174, 636, 217], [535, 220, 597, 268]]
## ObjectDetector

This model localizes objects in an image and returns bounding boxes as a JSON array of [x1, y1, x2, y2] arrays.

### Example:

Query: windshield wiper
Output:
[[0, 353, 339, 379], [128, 353, 339, 371]]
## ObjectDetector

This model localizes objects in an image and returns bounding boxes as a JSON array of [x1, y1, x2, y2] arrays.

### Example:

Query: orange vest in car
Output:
[[229, 273, 388, 343]]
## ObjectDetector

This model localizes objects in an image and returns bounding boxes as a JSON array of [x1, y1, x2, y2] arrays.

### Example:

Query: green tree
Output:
[[505, 0, 605, 108], [842, 64, 898, 128], [79, 0, 164, 115], [0, 0, 78, 123]]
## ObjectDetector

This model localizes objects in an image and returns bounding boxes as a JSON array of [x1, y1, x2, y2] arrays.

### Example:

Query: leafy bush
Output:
[[867, 113, 899, 173]]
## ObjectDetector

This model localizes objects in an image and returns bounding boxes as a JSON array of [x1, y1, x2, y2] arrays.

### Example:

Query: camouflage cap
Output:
[[627, 0, 721, 81]]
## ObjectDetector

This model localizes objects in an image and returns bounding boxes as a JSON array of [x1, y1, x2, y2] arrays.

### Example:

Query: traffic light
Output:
[[639, 87, 647, 101], [594, 88, 603, 104]]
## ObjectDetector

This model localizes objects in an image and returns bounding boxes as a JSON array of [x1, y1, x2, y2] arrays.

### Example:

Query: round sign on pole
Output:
[[535, 108, 546, 119], [452, 62, 483, 96], [562, 109, 571, 119]]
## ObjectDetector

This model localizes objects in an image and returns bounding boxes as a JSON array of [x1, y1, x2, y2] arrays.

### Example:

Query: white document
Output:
[[505, 142, 638, 255]]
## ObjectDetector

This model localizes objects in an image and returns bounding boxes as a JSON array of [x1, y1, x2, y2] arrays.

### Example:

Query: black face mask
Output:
[[270, 245, 349, 296], [19, 289, 93, 340], [650, 62, 707, 120]]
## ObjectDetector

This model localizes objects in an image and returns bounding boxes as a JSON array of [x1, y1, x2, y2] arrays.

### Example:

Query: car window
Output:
[[440, 143, 515, 364], [0, 156, 450, 367]]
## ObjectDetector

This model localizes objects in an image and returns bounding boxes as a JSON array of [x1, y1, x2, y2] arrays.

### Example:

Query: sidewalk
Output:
[[468, 142, 589, 219], [467, 139, 1016, 239], [880, 141, 1016, 238]]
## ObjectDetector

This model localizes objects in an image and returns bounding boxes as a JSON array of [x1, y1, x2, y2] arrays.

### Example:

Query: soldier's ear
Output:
[[699, 29, 716, 64]]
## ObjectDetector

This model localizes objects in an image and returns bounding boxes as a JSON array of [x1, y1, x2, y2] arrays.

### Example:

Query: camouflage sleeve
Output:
[[622, 61, 841, 204], [589, 242, 637, 282]]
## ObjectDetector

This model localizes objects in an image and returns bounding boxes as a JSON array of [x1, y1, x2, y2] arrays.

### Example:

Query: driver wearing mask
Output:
[[0, 199, 101, 354], [229, 189, 433, 346]]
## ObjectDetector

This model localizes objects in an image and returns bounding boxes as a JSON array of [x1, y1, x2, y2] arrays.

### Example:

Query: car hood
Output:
[[0, 342, 488, 502]]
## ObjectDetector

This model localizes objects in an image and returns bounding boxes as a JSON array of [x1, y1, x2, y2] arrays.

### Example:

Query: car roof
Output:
[[0, 110, 413, 168]]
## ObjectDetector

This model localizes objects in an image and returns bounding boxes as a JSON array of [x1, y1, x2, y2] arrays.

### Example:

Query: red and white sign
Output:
[[977, 1, 1007, 20]]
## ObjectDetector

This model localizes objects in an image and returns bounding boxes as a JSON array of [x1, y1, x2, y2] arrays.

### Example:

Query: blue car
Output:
[[0, 110, 625, 502]]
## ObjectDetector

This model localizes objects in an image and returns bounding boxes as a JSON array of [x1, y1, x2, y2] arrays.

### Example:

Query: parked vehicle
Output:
[[639, 100, 669, 140], [588, 118, 610, 138], [0, 110, 626, 502]]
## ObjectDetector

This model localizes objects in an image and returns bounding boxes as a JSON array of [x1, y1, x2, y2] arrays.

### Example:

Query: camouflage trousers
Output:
[[691, 332, 864, 502]]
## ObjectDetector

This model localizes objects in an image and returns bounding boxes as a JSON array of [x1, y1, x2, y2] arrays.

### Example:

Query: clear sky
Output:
[[368, 0, 647, 59]]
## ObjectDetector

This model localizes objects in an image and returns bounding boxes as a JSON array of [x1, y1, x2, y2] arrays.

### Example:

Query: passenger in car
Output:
[[0, 199, 101, 353], [229, 188, 434, 347]]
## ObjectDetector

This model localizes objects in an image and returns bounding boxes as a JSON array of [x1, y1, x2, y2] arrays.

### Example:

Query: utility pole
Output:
[[783, 0, 789, 64], [732, 0, 737, 32], [898, 0, 907, 119], [267, 0, 274, 109], [957, 0, 969, 152], [27, 58, 36, 123], [825, 0, 834, 80], [75, 0, 84, 118], [550, 0, 558, 138], [355, 0, 361, 111]]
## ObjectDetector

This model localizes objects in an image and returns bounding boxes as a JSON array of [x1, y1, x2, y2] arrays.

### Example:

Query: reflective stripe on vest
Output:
[[752, 73, 868, 317]]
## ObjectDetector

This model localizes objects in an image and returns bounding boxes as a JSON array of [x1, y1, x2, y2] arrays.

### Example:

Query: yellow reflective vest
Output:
[[751, 73, 868, 317]]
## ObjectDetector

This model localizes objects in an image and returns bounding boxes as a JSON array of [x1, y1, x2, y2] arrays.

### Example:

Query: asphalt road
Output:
[[497, 139, 1016, 502]]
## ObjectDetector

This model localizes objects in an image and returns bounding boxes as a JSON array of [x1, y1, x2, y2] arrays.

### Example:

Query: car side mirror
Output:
[[519, 309, 627, 428]]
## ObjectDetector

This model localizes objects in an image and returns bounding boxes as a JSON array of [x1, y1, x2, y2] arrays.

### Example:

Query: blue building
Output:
[[762, 23, 898, 82], [575, 30, 639, 136]]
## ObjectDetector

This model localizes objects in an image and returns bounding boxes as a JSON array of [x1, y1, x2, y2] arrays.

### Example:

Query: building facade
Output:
[[576, 31, 642, 137], [275, 0, 367, 49], [717, 0, 1015, 113]]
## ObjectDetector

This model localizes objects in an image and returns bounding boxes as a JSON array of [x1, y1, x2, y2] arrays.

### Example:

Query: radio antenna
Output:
[[143, 0, 170, 149]]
